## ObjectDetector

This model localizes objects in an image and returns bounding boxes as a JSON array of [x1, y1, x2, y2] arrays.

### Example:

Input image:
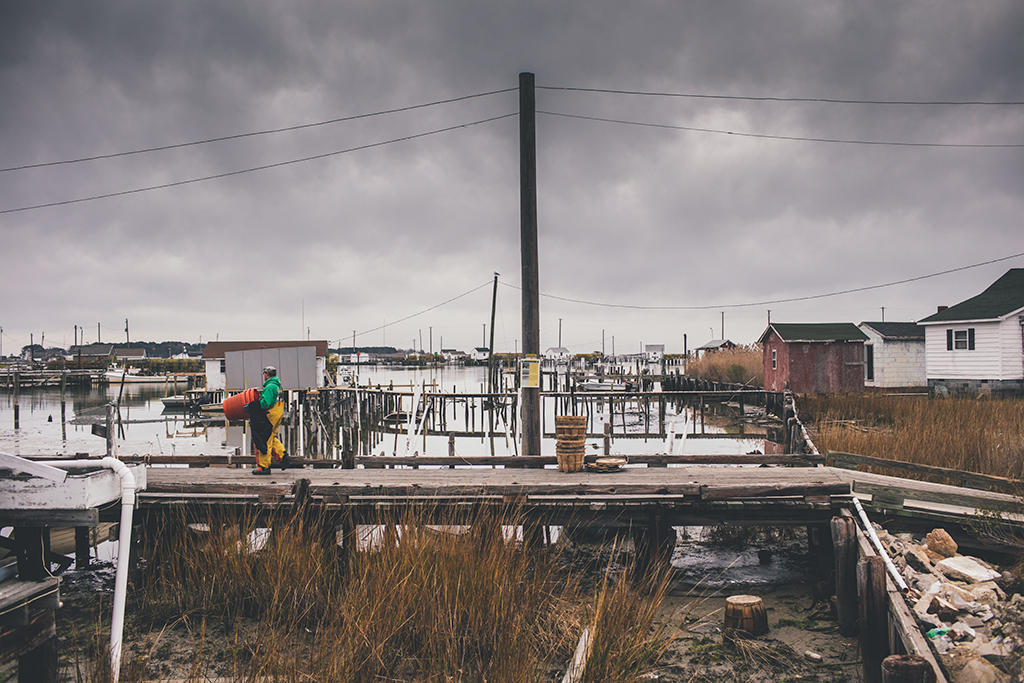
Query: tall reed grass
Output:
[[799, 393, 1024, 479], [684, 346, 763, 388], [72, 505, 673, 682]]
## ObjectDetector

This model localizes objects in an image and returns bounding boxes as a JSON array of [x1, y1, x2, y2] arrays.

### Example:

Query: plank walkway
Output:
[[138, 462, 1022, 534]]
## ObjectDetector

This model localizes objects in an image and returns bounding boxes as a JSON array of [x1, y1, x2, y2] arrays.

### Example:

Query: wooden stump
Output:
[[881, 655, 937, 683], [724, 595, 768, 636]]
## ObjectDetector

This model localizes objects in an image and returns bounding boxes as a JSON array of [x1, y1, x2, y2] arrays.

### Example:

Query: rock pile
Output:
[[873, 525, 1022, 683]]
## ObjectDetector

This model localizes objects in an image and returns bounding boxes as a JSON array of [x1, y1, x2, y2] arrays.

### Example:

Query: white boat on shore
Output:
[[577, 376, 630, 391], [104, 366, 172, 384]]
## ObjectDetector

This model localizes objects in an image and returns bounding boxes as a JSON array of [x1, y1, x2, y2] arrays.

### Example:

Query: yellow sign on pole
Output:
[[520, 357, 540, 389]]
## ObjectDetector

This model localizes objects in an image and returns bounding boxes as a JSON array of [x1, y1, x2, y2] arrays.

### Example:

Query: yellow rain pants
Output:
[[255, 400, 286, 469]]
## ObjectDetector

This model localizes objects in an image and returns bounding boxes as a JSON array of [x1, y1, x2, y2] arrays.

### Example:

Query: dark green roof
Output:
[[859, 322, 924, 340], [760, 323, 868, 343], [919, 269, 1024, 324]]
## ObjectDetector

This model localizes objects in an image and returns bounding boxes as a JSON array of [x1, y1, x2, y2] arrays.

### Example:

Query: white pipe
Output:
[[852, 496, 909, 592], [38, 458, 135, 682]]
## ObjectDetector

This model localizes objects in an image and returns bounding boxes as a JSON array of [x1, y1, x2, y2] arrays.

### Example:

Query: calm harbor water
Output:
[[0, 365, 767, 459]]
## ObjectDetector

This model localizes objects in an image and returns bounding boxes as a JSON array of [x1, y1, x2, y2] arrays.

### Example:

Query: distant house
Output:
[[470, 347, 490, 363], [442, 349, 467, 363], [695, 339, 736, 358], [68, 344, 116, 362], [644, 344, 665, 362], [544, 347, 571, 361], [115, 348, 147, 362], [759, 323, 868, 394], [858, 322, 926, 389], [202, 340, 329, 391], [918, 269, 1024, 396]]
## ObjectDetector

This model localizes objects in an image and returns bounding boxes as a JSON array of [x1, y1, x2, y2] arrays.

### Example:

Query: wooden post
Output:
[[881, 654, 936, 683], [15, 609, 58, 683], [520, 71, 541, 459], [75, 527, 91, 569], [13, 371, 19, 429], [603, 421, 611, 456], [105, 403, 115, 457], [831, 516, 858, 636], [15, 527, 46, 581], [858, 555, 889, 683]]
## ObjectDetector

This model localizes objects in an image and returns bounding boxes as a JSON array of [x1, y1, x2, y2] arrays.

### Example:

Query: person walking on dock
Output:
[[248, 366, 289, 474]]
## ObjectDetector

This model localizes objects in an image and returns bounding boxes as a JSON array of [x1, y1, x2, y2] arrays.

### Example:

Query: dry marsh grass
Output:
[[799, 393, 1024, 480], [67, 505, 673, 683], [684, 346, 763, 388]]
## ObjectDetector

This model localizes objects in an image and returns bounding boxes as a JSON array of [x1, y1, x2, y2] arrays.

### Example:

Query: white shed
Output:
[[858, 322, 926, 388]]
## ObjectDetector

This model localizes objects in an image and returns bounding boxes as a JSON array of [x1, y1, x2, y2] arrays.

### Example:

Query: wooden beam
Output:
[[854, 481, 1020, 514], [0, 509, 99, 527], [829, 451, 1020, 495]]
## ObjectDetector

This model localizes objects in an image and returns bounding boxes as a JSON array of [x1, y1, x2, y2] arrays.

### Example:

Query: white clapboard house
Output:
[[917, 269, 1024, 396]]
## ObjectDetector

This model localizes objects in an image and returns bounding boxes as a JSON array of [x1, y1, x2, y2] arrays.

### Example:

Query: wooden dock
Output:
[[132, 455, 1023, 559]]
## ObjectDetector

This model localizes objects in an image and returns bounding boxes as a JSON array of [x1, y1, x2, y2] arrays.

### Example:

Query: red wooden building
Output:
[[759, 323, 868, 393]]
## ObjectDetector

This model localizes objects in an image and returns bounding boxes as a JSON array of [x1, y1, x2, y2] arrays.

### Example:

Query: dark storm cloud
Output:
[[1, 1, 1022, 354]]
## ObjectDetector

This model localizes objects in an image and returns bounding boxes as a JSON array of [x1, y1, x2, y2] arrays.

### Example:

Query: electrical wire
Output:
[[538, 85, 1024, 106], [538, 110, 1024, 149], [0, 113, 516, 215], [355, 280, 494, 339], [499, 251, 1024, 311], [0, 88, 517, 174]]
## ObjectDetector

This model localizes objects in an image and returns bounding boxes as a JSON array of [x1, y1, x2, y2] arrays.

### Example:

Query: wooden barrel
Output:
[[556, 425, 587, 439], [555, 415, 587, 472], [557, 451, 585, 473], [724, 595, 768, 636]]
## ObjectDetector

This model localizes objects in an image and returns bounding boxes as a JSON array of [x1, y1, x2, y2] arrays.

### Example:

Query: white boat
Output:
[[577, 377, 629, 391], [160, 395, 187, 410], [104, 366, 172, 384]]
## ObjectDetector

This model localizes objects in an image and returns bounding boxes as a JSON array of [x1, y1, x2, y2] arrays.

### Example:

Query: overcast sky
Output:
[[2, 1, 1022, 356]]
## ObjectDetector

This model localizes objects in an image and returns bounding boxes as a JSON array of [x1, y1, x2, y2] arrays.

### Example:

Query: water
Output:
[[0, 382, 234, 458], [0, 364, 769, 458]]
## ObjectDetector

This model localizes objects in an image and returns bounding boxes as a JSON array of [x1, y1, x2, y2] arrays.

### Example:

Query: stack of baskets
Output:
[[555, 415, 587, 473]]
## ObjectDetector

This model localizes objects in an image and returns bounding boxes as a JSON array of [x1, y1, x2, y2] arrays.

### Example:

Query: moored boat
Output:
[[104, 366, 172, 384]]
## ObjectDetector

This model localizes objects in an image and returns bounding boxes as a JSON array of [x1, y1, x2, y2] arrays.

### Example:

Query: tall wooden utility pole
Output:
[[520, 72, 541, 457], [487, 272, 499, 455]]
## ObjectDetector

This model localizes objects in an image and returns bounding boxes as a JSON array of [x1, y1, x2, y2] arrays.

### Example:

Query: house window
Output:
[[865, 345, 874, 381], [946, 328, 975, 351], [771, 350, 777, 370], [219, 360, 226, 373]]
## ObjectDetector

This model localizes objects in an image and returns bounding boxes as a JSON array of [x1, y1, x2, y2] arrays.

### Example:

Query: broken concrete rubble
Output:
[[872, 525, 1021, 682]]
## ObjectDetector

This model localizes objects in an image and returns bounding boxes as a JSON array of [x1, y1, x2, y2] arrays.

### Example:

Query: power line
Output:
[[538, 110, 1024, 149], [0, 113, 516, 215], [499, 251, 1024, 310], [538, 85, 1024, 106], [0, 88, 516, 174], [354, 280, 493, 339]]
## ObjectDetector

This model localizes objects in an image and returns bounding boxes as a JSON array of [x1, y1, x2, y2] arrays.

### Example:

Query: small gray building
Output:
[[858, 322, 926, 389]]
